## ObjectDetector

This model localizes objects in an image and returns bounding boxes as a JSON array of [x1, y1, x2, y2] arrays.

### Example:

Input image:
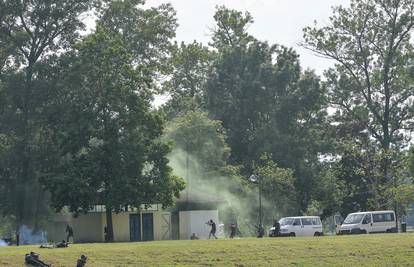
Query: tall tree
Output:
[[206, 7, 327, 211], [0, 0, 95, 244], [42, 26, 184, 242], [98, 0, 177, 89], [303, 0, 414, 215], [303, 0, 414, 157], [162, 42, 213, 119]]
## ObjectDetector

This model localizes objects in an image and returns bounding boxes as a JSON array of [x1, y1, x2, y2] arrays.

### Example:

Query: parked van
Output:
[[270, 216, 323, 237], [338, 210, 396, 234]]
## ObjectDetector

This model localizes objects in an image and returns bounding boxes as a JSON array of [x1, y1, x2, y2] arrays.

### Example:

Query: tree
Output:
[[253, 154, 297, 221], [164, 111, 230, 176], [98, 0, 177, 89], [162, 42, 213, 119], [303, 0, 414, 160], [164, 111, 259, 235], [210, 6, 254, 50], [41, 26, 184, 242], [303, 0, 414, 220], [205, 7, 328, 211], [0, 0, 95, 244]]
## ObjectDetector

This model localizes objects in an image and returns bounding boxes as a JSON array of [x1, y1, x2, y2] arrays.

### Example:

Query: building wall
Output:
[[46, 207, 172, 243], [153, 212, 172, 240], [111, 212, 131, 242], [72, 213, 104, 243]]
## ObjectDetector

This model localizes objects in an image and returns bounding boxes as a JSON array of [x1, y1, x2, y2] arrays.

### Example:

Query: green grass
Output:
[[1, 234, 414, 266]]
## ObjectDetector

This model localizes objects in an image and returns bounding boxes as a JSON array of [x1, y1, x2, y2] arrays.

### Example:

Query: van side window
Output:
[[362, 214, 371, 224], [301, 218, 313, 225], [311, 218, 321, 225], [293, 218, 301, 226], [373, 213, 394, 222]]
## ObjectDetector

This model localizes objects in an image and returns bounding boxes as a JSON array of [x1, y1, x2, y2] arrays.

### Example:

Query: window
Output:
[[279, 218, 294, 226], [293, 218, 301, 226], [362, 214, 371, 224], [301, 218, 313, 225], [373, 213, 394, 222], [343, 214, 364, 224], [311, 218, 322, 225]]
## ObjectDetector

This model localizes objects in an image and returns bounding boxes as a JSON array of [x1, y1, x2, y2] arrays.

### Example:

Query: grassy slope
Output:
[[1, 234, 414, 266]]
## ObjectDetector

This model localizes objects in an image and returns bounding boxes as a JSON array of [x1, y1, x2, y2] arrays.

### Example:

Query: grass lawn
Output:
[[1, 233, 414, 266]]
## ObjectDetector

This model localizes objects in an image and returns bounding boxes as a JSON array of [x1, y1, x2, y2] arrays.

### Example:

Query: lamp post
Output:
[[249, 174, 263, 237]]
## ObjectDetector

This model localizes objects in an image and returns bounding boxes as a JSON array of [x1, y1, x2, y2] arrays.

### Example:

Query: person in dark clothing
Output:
[[25, 252, 51, 267], [190, 233, 199, 240], [76, 255, 88, 267], [55, 240, 68, 248], [256, 224, 265, 238], [207, 219, 218, 239], [229, 223, 237, 238], [272, 219, 281, 237], [104, 226, 108, 242], [65, 225, 74, 243]]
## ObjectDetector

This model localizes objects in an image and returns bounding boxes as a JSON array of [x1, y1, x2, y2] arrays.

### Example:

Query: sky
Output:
[[145, 0, 350, 74]]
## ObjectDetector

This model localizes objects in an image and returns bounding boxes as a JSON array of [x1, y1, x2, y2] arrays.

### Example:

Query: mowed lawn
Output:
[[1, 234, 414, 266]]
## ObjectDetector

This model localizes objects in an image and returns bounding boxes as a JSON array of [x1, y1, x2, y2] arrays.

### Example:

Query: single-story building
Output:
[[45, 204, 172, 243]]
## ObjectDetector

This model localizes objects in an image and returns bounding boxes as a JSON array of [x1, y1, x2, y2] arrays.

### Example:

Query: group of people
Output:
[[67, 219, 277, 241], [204, 219, 237, 239]]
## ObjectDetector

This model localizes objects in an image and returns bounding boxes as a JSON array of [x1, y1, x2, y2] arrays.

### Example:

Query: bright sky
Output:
[[145, 0, 350, 74]]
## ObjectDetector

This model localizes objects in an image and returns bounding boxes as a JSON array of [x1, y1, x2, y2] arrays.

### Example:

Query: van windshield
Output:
[[279, 218, 294, 226], [343, 214, 364, 224]]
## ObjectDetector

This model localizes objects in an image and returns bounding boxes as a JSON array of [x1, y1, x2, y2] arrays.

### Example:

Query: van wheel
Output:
[[289, 232, 296, 237], [314, 232, 320, 236], [360, 230, 367, 234]]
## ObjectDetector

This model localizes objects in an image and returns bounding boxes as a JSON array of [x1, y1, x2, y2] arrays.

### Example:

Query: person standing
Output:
[[273, 219, 281, 237], [229, 223, 237, 238], [207, 219, 218, 239], [66, 224, 74, 243]]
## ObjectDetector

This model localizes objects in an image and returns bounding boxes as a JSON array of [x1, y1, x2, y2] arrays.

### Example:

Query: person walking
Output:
[[66, 224, 74, 243], [207, 219, 218, 239]]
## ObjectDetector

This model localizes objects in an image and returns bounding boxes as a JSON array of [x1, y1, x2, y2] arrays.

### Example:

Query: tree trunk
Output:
[[105, 206, 114, 242]]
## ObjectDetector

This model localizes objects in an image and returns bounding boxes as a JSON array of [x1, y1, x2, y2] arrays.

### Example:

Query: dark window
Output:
[[293, 218, 301, 226], [373, 213, 394, 222], [301, 218, 313, 225], [362, 214, 371, 224], [311, 218, 322, 225]]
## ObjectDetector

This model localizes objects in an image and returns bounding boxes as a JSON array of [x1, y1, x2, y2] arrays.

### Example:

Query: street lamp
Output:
[[249, 174, 263, 237]]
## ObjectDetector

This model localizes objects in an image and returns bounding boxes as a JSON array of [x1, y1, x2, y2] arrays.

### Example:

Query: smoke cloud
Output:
[[0, 239, 7, 247], [168, 148, 277, 236], [19, 225, 47, 245]]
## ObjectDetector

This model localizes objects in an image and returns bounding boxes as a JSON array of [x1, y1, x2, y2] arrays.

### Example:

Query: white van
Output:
[[338, 210, 397, 234], [270, 216, 323, 237]]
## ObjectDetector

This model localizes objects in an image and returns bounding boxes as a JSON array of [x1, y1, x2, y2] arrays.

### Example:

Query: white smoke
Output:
[[0, 239, 8, 247], [19, 225, 47, 245]]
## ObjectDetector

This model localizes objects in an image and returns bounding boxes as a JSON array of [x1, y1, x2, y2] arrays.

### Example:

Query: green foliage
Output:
[[303, 0, 414, 151], [253, 154, 297, 218], [310, 167, 345, 218], [211, 6, 254, 49], [162, 42, 213, 119], [42, 26, 184, 217], [0, 0, 95, 234], [164, 111, 230, 175], [303, 0, 414, 217], [205, 7, 328, 212], [98, 0, 178, 84], [408, 146, 414, 175]]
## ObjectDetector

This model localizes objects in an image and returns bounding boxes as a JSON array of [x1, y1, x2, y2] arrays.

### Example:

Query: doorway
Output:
[[142, 213, 154, 241], [129, 214, 141, 241]]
